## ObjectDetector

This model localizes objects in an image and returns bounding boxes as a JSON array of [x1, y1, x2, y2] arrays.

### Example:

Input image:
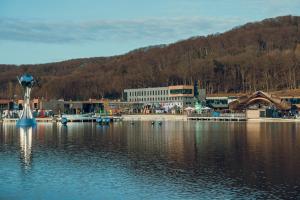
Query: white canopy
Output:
[[184, 107, 195, 111]]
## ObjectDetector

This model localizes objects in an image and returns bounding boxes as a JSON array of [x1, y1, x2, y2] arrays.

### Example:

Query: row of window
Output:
[[170, 89, 193, 95], [128, 89, 169, 97], [129, 96, 186, 102], [206, 99, 228, 105]]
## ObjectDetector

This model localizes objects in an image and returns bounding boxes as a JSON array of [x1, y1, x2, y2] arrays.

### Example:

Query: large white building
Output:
[[123, 85, 195, 110]]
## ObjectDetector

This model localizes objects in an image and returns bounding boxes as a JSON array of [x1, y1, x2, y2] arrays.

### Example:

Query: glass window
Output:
[[170, 89, 193, 95]]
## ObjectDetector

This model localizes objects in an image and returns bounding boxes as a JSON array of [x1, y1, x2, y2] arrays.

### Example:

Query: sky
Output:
[[0, 0, 299, 64]]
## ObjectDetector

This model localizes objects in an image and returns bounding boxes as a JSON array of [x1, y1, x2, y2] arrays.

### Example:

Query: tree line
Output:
[[0, 15, 300, 100]]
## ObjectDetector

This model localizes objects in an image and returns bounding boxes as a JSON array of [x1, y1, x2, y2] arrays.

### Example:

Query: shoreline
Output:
[[122, 114, 187, 121], [2, 115, 300, 123], [248, 118, 300, 122], [122, 115, 300, 122]]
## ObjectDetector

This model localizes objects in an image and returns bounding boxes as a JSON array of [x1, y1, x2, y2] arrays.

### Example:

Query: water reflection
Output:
[[1, 121, 300, 199], [19, 127, 33, 171]]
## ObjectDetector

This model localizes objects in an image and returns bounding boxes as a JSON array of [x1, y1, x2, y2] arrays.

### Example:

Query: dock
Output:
[[188, 113, 247, 121], [59, 115, 123, 122], [2, 118, 55, 123], [0, 116, 123, 124], [122, 114, 187, 121]]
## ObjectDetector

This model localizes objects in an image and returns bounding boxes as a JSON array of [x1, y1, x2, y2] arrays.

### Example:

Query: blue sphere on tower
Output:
[[19, 74, 35, 88]]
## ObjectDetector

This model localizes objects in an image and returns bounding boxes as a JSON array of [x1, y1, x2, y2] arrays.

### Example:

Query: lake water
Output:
[[1, 121, 300, 200]]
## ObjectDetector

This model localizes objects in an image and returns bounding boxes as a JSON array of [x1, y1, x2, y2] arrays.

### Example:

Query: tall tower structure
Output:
[[16, 74, 37, 127]]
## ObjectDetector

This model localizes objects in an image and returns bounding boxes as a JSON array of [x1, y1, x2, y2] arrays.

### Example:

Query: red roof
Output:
[[0, 99, 11, 104]]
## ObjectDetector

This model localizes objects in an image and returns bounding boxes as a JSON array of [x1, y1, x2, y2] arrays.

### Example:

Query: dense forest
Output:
[[1, 15, 300, 100]]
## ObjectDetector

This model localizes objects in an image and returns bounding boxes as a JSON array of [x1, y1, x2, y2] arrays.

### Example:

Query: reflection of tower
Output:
[[19, 127, 33, 170], [16, 74, 36, 127]]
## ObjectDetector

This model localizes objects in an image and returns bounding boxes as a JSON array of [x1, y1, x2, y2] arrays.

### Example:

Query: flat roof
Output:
[[0, 99, 11, 104], [124, 85, 193, 91]]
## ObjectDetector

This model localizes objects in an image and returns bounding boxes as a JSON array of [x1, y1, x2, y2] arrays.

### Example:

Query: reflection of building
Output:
[[20, 127, 33, 169], [123, 85, 195, 110]]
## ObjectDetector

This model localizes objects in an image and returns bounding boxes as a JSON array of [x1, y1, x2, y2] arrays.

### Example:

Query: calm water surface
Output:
[[1, 121, 300, 200]]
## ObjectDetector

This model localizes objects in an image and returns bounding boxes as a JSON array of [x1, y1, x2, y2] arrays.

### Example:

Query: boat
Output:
[[57, 113, 96, 122]]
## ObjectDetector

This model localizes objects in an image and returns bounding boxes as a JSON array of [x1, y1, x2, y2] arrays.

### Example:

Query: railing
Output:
[[219, 113, 246, 118], [188, 113, 246, 118]]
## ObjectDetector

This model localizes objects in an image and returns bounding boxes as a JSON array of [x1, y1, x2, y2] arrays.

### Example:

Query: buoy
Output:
[[96, 117, 102, 123], [61, 117, 68, 125]]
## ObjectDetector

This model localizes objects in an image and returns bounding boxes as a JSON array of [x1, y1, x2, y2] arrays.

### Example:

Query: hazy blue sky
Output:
[[0, 0, 299, 64]]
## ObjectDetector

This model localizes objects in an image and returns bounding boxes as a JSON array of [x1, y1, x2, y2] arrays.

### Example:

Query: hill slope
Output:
[[1, 15, 300, 100]]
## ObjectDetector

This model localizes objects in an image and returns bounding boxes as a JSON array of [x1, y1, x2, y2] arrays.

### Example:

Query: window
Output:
[[170, 89, 193, 95]]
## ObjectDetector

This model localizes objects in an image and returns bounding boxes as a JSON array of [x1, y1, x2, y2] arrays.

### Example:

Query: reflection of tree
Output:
[[19, 127, 33, 171]]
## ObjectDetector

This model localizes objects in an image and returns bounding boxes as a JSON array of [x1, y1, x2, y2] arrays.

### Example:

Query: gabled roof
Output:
[[229, 91, 291, 110]]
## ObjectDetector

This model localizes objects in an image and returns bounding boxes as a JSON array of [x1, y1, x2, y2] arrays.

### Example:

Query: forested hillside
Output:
[[1, 15, 300, 100]]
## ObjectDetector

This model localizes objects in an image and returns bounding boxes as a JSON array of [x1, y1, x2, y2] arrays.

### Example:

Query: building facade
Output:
[[206, 96, 237, 110], [123, 85, 195, 113]]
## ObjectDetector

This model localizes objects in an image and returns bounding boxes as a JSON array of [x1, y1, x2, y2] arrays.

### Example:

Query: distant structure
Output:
[[16, 74, 37, 127], [123, 85, 199, 113]]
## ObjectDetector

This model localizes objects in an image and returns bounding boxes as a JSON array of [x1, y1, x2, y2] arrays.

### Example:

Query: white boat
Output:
[[58, 113, 96, 122]]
